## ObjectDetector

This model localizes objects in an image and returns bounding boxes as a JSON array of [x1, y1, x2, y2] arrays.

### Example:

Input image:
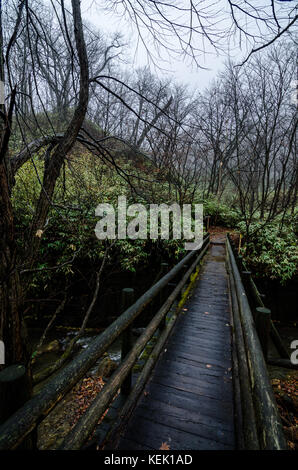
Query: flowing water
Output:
[[30, 327, 123, 380]]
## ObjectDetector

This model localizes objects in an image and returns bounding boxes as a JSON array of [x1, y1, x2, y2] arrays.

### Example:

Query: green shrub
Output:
[[203, 197, 241, 227], [11, 154, 188, 296], [238, 221, 298, 284]]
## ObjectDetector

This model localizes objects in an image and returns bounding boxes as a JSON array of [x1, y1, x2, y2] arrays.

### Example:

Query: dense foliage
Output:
[[238, 220, 298, 284], [12, 149, 187, 301]]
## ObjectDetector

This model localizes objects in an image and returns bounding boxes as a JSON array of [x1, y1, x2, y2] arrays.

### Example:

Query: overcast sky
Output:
[[80, 1, 228, 92], [78, 0, 296, 92]]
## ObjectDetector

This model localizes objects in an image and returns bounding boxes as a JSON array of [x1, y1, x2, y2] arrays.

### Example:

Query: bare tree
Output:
[[0, 0, 89, 372], [99, 0, 297, 65], [221, 43, 297, 236]]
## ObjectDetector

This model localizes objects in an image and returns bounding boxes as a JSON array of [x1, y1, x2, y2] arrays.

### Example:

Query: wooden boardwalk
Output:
[[117, 242, 235, 450]]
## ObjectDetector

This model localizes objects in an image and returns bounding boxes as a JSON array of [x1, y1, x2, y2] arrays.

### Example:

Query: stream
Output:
[[31, 327, 123, 381]]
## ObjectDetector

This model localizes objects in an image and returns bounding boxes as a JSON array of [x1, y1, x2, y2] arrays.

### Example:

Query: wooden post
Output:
[[121, 288, 135, 394], [254, 307, 271, 361], [237, 253, 243, 269], [0, 365, 33, 448], [242, 270, 252, 286], [0, 365, 31, 425], [131, 270, 136, 288]]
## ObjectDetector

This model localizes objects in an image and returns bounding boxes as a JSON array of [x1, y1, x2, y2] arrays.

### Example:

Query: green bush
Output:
[[203, 198, 241, 227], [238, 221, 298, 284], [11, 154, 188, 296]]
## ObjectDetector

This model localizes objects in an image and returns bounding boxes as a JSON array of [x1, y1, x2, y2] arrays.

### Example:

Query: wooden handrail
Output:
[[59, 240, 210, 449], [227, 233, 290, 360], [0, 235, 210, 450], [227, 254, 259, 450], [226, 235, 286, 450]]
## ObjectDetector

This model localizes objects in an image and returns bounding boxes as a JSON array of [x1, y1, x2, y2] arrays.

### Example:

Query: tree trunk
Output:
[[27, 0, 89, 267], [0, 161, 28, 367], [1, 0, 88, 393]]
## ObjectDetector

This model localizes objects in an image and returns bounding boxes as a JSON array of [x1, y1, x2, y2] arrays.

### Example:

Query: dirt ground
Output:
[[208, 226, 238, 244]]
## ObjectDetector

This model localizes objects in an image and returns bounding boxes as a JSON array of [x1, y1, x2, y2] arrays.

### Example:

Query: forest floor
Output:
[[37, 354, 117, 449], [269, 367, 298, 450], [208, 225, 239, 244], [37, 374, 105, 449]]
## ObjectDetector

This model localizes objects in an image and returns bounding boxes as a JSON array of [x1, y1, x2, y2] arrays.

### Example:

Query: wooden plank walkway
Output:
[[117, 242, 235, 450]]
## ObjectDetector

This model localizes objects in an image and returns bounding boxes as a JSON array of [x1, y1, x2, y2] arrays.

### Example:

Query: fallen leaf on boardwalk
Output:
[[144, 391, 149, 396], [204, 312, 209, 315], [182, 308, 188, 311], [206, 364, 212, 368], [159, 442, 170, 450]]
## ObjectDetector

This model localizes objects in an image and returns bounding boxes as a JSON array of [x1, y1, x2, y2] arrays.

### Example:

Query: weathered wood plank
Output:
[[123, 415, 231, 450], [134, 400, 235, 446], [116, 244, 235, 450], [161, 349, 231, 369], [151, 374, 232, 401], [153, 360, 232, 382], [117, 437, 154, 451], [141, 382, 234, 425]]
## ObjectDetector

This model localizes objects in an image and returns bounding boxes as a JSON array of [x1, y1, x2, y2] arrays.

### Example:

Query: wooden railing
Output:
[[226, 234, 287, 450], [0, 234, 210, 450], [227, 234, 290, 363]]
